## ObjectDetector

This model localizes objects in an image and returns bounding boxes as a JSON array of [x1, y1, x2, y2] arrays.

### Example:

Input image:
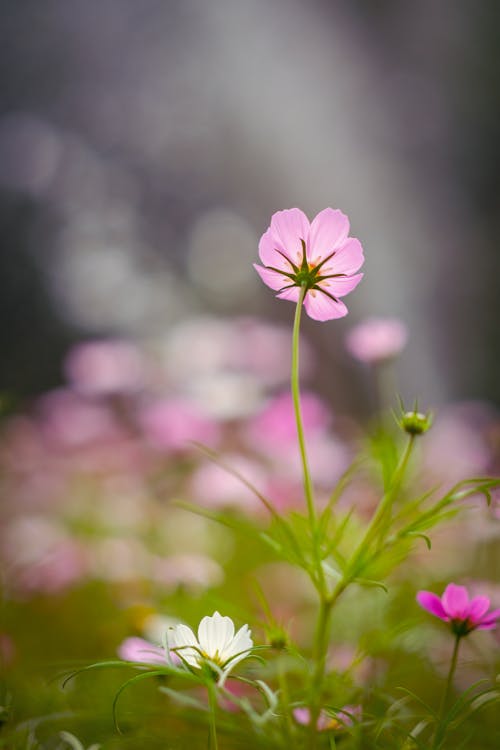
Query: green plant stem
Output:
[[433, 634, 461, 747], [207, 683, 219, 750], [344, 434, 416, 582], [291, 287, 326, 597], [277, 654, 294, 744], [291, 286, 317, 533], [307, 580, 348, 750], [308, 598, 333, 749]]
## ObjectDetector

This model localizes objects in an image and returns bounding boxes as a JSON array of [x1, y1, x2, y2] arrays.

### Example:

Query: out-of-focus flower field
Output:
[[1, 312, 498, 749]]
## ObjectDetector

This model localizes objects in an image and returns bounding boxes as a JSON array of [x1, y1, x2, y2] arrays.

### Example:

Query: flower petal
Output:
[[476, 608, 500, 629], [269, 208, 310, 265], [293, 708, 311, 726], [303, 288, 348, 321], [466, 596, 490, 624], [416, 591, 448, 620], [118, 637, 166, 665], [258, 228, 296, 271], [253, 263, 293, 291], [442, 584, 469, 619], [318, 273, 363, 298], [219, 623, 253, 665], [320, 237, 364, 276], [198, 612, 234, 658], [276, 286, 301, 302], [169, 624, 200, 667], [307, 208, 350, 264]]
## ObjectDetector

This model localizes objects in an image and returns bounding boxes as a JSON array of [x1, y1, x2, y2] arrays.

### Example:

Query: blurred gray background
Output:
[[1, 0, 499, 409]]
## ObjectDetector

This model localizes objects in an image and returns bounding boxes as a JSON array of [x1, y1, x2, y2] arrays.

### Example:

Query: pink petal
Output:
[[293, 708, 311, 726], [118, 637, 166, 665], [307, 208, 350, 264], [442, 584, 469, 619], [466, 596, 490, 623], [269, 208, 310, 266], [318, 273, 363, 298], [258, 228, 296, 271], [322, 238, 364, 276], [303, 288, 348, 321], [476, 608, 500, 629], [416, 591, 448, 620], [276, 286, 301, 302], [254, 263, 292, 291]]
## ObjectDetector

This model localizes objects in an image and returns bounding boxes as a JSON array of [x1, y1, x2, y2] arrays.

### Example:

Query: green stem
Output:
[[307, 580, 348, 750], [291, 285, 317, 532], [291, 287, 326, 597], [434, 634, 461, 747], [308, 599, 333, 743], [207, 683, 219, 750], [345, 434, 416, 581], [277, 654, 294, 744]]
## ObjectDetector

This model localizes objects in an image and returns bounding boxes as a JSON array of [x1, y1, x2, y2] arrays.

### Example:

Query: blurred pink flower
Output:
[[245, 392, 330, 448], [139, 398, 220, 452], [190, 454, 266, 514], [254, 208, 364, 321], [118, 636, 167, 665], [421, 403, 492, 485], [64, 339, 146, 396], [345, 317, 408, 363], [36, 389, 120, 448], [244, 392, 349, 489], [417, 583, 500, 635], [153, 553, 224, 591], [293, 705, 361, 731], [13, 541, 87, 594]]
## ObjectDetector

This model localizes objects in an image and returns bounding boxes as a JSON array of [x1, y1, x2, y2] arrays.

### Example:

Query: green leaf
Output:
[[60, 660, 153, 689], [112, 670, 177, 733], [352, 578, 388, 593], [158, 686, 208, 710], [318, 458, 364, 535], [59, 733, 85, 750]]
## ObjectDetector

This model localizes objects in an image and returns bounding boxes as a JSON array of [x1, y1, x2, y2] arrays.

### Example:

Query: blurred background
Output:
[[1, 3, 500, 747], [0, 0, 499, 409]]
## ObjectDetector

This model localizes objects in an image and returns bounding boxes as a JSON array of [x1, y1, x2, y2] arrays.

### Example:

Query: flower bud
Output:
[[267, 627, 289, 650], [399, 409, 433, 436]]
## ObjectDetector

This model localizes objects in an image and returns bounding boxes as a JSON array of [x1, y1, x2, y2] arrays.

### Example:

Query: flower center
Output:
[[451, 618, 473, 636]]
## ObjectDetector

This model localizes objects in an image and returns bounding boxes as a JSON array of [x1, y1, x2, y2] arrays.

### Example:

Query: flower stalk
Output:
[[291, 285, 317, 535], [432, 634, 461, 749], [207, 681, 219, 750]]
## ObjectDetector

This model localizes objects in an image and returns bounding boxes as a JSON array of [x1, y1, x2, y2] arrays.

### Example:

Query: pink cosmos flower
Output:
[[293, 705, 361, 731], [345, 317, 408, 364], [254, 208, 364, 321], [118, 637, 166, 665], [138, 398, 220, 453], [64, 339, 146, 396], [417, 583, 500, 636], [245, 391, 331, 449], [118, 636, 181, 666]]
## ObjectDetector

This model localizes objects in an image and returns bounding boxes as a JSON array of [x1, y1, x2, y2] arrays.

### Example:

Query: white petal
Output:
[[169, 624, 200, 667], [220, 624, 253, 665], [198, 611, 234, 659]]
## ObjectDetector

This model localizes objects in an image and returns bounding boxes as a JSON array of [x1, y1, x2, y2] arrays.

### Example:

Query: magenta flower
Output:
[[118, 636, 181, 666], [118, 637, 167, 665], [293, 705, 361, 731], [254, 208, 364, 321], [345, 317, 408, 364], [417, 583, 500, 636]]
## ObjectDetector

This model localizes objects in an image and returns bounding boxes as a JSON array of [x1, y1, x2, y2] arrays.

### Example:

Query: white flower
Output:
[[167, 611, 253, 683]]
